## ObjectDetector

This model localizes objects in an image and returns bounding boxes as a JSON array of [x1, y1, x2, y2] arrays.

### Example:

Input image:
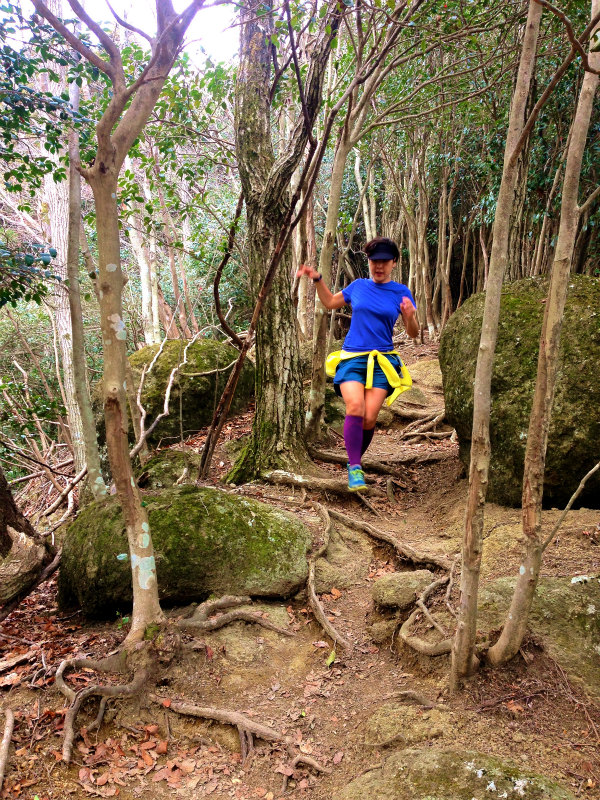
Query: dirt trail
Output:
[[1, 346, 599, 800]]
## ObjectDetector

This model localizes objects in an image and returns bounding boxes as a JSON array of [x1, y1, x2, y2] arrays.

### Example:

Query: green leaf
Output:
[[325, 649, 336, 667]]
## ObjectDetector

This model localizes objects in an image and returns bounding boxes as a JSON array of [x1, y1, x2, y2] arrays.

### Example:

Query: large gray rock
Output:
[[478, 575, 600, 701], [97, 340, 254, 448], [58, 486, 310, 618], [333, 748, 575, 800], [372, 569, 435, 609], [439, 276, 600, 506]]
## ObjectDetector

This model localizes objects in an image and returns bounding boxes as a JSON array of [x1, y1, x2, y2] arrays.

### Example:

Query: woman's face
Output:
[[368, 258, 396, 284]]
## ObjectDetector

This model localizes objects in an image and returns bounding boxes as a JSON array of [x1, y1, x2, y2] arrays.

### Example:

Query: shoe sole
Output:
[[348, 484, 367, 492]]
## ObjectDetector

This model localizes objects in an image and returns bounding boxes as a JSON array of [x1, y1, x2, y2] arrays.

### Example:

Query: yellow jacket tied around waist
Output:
[[325, 350, 412, 406]]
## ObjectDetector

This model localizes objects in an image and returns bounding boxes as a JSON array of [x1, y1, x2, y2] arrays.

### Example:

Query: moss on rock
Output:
[[58, 486, 310, 618], [96, 340, 254, 448], [439, 276, 600, 506], [372, 569, 435, 610], [136, 449, 202, 489], [478, 576, 600, 700], [334, 748, 575, 800]]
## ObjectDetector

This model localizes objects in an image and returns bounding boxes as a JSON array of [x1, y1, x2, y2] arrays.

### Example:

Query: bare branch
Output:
[[533, 0, 600, 74], [578, 183, 600, 216], [30, 0, 114, 78]]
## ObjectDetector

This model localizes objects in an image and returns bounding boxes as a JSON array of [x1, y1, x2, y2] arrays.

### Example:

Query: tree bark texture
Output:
[[229, 0, 337, 479], [66, 70, 107, 500], [487, 0, 600, 666], [450, 0, 543, 690], [0, 466, 48, 604], [31, 0, 204, 641]]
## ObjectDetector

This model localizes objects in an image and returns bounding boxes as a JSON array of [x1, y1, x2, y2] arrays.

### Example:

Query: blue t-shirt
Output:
[[341, 279, 415, 352]]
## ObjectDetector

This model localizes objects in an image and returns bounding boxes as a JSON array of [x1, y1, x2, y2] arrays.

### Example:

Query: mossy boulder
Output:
[[97, 340, 254, 448], [136, 449, 202, 489], [334, 748, 575, 799], [478, 575, 600, 701], [372, 569, 435, 610], [58, 486, 310, 618], [439, 276, 600, 506]]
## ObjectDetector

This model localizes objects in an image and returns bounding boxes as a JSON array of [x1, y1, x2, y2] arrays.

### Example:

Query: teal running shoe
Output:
[[347, 463, 366, 491]]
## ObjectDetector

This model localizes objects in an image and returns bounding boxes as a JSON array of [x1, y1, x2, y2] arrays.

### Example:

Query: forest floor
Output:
[[1, 340, 600, 800]]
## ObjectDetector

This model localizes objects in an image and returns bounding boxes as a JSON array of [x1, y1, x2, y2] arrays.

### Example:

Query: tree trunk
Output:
[[487, 0, 600, 666], [228, 0, 316, 480], [305, 133, 353, 440], [0, 466, 49, 605], [450, 0, 543, 691], [90, 173, 163, 639], [67, 71, 107, 500]]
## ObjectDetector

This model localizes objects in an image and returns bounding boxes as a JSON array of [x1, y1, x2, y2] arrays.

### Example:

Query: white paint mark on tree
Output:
[[106, 263, 118, 272], [131, 554, 156, 589], [108, 314, 127, 341]]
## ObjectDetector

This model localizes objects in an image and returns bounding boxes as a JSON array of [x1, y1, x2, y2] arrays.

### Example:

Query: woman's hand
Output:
[[400, 296, 419, 338], [296, 263, 320, 281]]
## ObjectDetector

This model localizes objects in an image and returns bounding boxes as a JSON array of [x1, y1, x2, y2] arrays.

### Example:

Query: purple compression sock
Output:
[[344, 414, 364, 467], [361, 427, 375, 456]]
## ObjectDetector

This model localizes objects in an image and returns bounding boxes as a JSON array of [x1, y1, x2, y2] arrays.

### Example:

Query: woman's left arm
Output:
[[400, 296, 419, 338]]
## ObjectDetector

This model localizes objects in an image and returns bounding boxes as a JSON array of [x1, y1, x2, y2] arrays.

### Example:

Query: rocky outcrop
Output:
[[96, 340, 254, 448], [439, 276, 600, 506], [58, 485, 310, 618], [334, 748, 575, 799]]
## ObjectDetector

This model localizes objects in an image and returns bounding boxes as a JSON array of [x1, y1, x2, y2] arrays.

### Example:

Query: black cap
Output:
[[367, 242, 396, 261]]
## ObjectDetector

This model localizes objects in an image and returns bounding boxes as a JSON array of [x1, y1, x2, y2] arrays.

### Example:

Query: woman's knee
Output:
[[345, 399, 364, 417]]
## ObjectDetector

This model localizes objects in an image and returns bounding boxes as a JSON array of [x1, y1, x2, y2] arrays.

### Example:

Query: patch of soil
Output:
[[2, 342, 599, 800]]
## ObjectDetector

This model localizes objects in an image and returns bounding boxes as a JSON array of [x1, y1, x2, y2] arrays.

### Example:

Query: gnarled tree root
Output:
[[150, 695, 331, 780], [62, 668, 149, 763], [308, 446, 410, 485], [55, 653, 139, 763], [0, 708, 14, 792], [398, 576, 452, 656], [327, 508, 452, 571], [263, 470, 384, 497], [308, 504, 353, 651], [178, 596, 294, 637]]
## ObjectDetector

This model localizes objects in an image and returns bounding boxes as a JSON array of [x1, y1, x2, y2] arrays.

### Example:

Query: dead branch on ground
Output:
[[264, 469, 385, 497], [0, 709, 14, 792]]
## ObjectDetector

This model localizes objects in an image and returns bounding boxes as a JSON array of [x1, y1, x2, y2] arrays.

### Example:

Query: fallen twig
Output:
[[0, 708, 14, 792], [264, 470, 384, 497]]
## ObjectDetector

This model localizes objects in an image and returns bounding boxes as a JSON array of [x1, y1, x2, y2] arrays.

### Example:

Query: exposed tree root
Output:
[[62, 669, 150, 762], [383, 689, 439, 708], [178, 596, 294, 637], [149, 693, 284, 746], [326, 508, 452, 571], [281, 753, 332, 792], [263, 469, 384, 497], [308, 446, 410, 483], [56, 654, 128, 702], [398, 576, 452, 656], [399, 410, 447, 442], [309, 504, 353, 651], [0, 708, 14, 792], [391, 403, 444, 420]]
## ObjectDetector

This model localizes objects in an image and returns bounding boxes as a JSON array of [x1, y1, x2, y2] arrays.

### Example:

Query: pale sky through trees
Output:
[[19, 0, 239, 63]]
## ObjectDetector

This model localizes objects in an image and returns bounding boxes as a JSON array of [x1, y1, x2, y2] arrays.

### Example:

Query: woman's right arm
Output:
[[296, 264, 347, 310]]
